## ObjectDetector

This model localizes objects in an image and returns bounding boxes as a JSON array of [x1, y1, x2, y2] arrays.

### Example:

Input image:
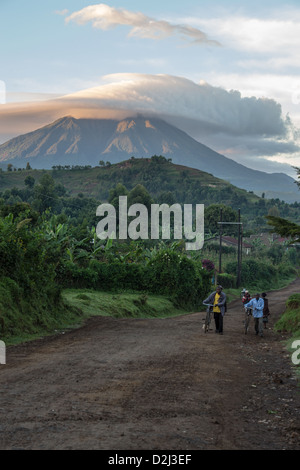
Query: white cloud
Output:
[[63, 73, 289, 138], [65, 3, 220, 46], [187, 15, 300, 55], [198, 71, 300, 132]]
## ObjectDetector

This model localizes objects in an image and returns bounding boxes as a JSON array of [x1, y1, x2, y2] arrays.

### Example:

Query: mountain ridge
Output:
[[0, 115, 298, 202]]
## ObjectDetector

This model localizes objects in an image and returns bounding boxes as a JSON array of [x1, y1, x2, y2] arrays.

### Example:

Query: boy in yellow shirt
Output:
[[203, 285, 226, 334]]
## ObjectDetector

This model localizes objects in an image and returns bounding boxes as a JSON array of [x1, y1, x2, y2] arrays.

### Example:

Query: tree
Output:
[[128, 184, 154, 211], [205, 204, 238, 235], [24, 175, 35, 189], [268, 206, 280, 217], [33, 174, 57, 213], [295, 166, 300, 190], [266, 167, 300, 243], [26, 162, 32, 170], [157, 191, 175, 205], [54, 183, 67, 197], [266, 216, 300, 244], [108, 183, 128, 208]]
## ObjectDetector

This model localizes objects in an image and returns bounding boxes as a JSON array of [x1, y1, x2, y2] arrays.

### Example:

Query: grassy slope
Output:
[[62, 289, 191, 320], [274, 293, 300, 379], [2, 289, 192, 346], [0, 158, 260, 203], [274, 293, 300, 338]]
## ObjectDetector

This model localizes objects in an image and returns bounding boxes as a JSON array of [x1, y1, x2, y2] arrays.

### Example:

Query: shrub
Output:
[[274, 293, 300, 335], [147, 249, 210, 308], [217, 273, 236, 289], [59, 249, 211, 309], [286, 293, 300, 310], [226, 259, 278, 288], [202, 258, 215, 272]]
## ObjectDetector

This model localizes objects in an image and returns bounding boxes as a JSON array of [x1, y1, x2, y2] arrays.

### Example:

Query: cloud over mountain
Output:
[[0, 74, 298, 175], [64, 74, 288, 138]]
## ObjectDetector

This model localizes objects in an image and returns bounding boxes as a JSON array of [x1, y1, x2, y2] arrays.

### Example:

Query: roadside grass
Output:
[[2, 289, 192, 347], [274, 293, 300, 382], [2, 279, 298, 348], [1, 301, 84, 346], [62, 289, 191, 320], [274, 293, 300, 337]]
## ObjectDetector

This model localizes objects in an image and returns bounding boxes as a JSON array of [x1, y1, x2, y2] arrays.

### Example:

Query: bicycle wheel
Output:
[[244, 312, 250, 334], [204, 310, 211, 333]]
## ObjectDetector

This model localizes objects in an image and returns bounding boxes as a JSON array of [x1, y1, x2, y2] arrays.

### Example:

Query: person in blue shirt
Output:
[[244, 293, 265, 337]]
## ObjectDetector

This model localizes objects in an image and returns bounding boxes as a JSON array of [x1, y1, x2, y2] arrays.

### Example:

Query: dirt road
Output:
[[0, 279, 299, 450]]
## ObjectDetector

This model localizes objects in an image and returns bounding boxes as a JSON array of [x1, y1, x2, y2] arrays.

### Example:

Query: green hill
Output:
[[0, 156, 259, 205], [1, 156, 299, 230]]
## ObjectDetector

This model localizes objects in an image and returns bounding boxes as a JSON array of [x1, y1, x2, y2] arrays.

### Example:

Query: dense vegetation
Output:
[[0, 156, 299, 343], [1, 156, 299, 232], [0, 205, 212, 341]]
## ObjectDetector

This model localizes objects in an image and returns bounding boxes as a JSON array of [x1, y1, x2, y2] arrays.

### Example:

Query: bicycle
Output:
[[244, 305, 253, 335], [202, 303, 214, 333]]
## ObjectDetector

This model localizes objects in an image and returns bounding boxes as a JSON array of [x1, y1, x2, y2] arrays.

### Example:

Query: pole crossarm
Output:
[[218, 210, 243, 288]]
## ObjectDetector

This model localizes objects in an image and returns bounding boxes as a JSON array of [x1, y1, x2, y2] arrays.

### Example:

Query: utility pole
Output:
[[237, 209, 241, 288], [217, 210, 243, 289], [219, 208, 223, 274]]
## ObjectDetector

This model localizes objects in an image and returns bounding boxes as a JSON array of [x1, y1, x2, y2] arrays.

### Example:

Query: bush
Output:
[[274, 293, 300, 335], [59, 249, 211, 309], [202, 258, 215, 272], [276, 263, 298, 280], [0, 276, 81, 339], [147, 250, 210, 308], [217, 273, 236, 289], [286, 293, 300, 310], [226, 259, 278, 288], [57, 261, 98, 288]]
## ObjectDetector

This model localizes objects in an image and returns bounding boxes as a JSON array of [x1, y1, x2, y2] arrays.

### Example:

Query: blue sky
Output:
[[0, 1, 300, 176]]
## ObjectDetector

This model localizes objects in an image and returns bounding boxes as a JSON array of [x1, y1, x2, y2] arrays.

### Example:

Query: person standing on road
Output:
[[242, 290, 251, 305], [244, 293, 264, 337], [203, 285, 226, 335]]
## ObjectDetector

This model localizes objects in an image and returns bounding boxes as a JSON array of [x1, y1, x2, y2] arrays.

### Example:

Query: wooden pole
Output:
[[237, 209, 241, 288], [219, 208, 223, 275]]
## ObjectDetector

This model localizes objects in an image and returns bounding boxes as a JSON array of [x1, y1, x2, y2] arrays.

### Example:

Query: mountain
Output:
[[0, 115, 298, 202]]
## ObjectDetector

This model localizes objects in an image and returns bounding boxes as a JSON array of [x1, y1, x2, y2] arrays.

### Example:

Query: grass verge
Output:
[[274, 293, 300, 382], [1, 289, 192, 346], [62, 289, 191, 320]]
